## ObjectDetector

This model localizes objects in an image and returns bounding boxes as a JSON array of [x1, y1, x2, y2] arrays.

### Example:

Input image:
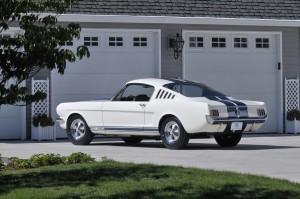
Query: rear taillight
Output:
[[257, 109, 266, 117], [210, 109, 219, 117]]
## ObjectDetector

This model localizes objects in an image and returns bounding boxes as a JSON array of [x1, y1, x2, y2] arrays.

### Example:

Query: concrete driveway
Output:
[[1, 134, 300, 183]]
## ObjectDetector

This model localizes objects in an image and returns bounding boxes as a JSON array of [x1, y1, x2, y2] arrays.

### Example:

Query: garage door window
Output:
[[133, 37, 147, 47], [60, 40, 73, 46], [109, 37, 123, 47], [84, 37, 98, 46], [256, 38, 269, 49], [189, 37, 204, 48], [234, 38, 248, 48], [212, 37, 226, 48]]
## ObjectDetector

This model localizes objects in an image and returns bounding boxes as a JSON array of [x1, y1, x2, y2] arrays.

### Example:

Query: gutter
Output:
[[52, 14, 300, 27]]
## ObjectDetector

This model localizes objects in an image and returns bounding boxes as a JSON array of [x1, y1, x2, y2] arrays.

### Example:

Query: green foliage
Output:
[[6, 157, 31, 169], [0, 0, 90, 106], [32, 114, 55, 127], [287, 109, 300, 121], [30, 154, 65, 167], [101, 156, 109, 161], [0, 153, 4, 171], [65, 152, 95, 164], [5, 153, 95, 170]]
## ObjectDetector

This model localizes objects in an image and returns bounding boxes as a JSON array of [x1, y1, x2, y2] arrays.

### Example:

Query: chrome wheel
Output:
[[160, 117, 189, 149], [67, 115, 94, 145], [164, 121, 181, 144], [70, 119, 86, 140]]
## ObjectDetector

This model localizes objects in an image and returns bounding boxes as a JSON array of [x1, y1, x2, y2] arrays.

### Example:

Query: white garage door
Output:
[[183, 31, 281, 133], [52, 29, 160, 138], [0, 105, 24, 139]]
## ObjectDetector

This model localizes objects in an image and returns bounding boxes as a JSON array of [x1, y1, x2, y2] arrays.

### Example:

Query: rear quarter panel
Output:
[[145, 100, 210, 133]]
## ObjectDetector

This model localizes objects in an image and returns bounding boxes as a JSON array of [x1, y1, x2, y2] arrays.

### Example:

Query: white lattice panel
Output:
[[32, 78, 49, 116], [285, 77, 299, 112]]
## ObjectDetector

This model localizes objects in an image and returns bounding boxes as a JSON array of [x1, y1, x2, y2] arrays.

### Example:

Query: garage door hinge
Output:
[[278, 62, 281, 70]]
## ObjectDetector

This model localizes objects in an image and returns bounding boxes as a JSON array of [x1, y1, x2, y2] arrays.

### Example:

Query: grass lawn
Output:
[[0, 160, 299, 199]]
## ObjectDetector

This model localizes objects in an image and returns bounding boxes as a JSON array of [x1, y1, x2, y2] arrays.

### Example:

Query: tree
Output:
[[0, 0, 89, 106]]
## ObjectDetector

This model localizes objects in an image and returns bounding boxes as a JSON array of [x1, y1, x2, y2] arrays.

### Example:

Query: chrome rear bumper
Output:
[[206, 115, 267, 125]]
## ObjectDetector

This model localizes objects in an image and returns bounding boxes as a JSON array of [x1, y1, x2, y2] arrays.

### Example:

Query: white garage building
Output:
[[2, 0, 300, 139]]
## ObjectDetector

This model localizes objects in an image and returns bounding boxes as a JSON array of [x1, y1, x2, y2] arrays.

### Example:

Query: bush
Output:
[[6, 157, 31, 169], [66, 152, 95, 164], [30, 154, 65, 168], [32, 114, 55, 127], [0, 153, 4, 171], [287, 109, 300, 121], [4, 153, 96, 170]]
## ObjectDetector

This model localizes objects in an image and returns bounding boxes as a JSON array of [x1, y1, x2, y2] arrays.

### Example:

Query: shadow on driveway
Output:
[[89, 140, 300, 151]]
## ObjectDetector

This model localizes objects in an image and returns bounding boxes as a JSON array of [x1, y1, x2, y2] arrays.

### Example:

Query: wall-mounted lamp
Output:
[[169, 33, 185, 59]]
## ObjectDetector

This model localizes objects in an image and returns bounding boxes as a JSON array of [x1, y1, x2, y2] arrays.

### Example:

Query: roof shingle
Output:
[[67, 0, 300, 20]]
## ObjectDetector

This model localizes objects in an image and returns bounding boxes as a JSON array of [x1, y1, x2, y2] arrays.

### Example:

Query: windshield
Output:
[[163, 82, 226, 97]]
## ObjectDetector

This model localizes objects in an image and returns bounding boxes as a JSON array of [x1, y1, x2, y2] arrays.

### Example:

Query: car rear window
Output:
[[163, 83, 225, 97]]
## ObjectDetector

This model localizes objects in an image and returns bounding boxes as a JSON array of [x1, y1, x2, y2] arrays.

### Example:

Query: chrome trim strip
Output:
[[206, 115, 267, 124]]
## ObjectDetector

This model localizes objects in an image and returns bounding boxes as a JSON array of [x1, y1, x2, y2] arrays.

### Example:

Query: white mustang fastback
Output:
[[57, 78, 267, 149]]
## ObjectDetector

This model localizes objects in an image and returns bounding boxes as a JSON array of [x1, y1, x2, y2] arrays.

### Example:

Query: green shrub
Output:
[[30, 154, 65, 168], [4, 153, 96, 170], [66, 152, 95, 164], [32, 114, 55, 127], [0, 153, 4, 171], [6, 157, 31, 169], [287, 109, 300, 121]]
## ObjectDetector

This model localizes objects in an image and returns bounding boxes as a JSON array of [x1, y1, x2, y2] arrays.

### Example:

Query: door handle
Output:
[[139, 103, 146, 108]]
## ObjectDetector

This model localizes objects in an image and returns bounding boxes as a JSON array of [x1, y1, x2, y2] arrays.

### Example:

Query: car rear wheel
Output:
[[121, 137, 143, 144], [160, 117, 189, 150], [214, 133, 242, 147], [67, 115, 94, 145]]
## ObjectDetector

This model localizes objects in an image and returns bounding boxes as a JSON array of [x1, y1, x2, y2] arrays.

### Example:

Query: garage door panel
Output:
[[64, 53, 155, 74], [259, 112, 277, 132], [186, 74, 276, 94], [0, 106, 20, 117], [0, 109, 21, 139], [53, 73, 155, 96], [185, 54, 277, 74]]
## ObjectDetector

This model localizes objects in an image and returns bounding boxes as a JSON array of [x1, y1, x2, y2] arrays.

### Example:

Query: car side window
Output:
[[113, 84, 154, 102]]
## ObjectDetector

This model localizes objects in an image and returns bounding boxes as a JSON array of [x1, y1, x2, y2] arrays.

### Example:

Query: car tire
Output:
[[67, 115, 94, 145], [160, 117, 189, 150], [214, 133, 242, 147], [121, 137, 143, 144]]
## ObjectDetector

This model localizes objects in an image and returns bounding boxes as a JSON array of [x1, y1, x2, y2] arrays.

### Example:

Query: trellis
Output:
[[31, 78, 49, 117], [31, 78, 55, 141], [285, 77, 299, 113]]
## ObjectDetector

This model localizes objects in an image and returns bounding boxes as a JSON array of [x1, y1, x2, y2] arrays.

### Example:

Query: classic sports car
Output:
[[56, 78, 267, 149]]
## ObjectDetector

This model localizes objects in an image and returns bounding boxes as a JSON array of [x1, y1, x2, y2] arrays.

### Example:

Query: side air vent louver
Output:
[[257, 109, 266, 117], [156, 89, 175, 99]]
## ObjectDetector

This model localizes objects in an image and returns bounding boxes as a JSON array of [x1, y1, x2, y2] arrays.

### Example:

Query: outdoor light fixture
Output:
[[170, 33, 185, 59]]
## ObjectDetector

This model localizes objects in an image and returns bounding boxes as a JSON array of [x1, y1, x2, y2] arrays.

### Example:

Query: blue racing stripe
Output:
[[218, 96, 248, 113], [206, 96, 249, 117]]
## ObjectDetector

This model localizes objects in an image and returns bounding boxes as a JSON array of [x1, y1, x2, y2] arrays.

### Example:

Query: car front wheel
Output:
[[214, 133, 242, 147], [67, 115, 94, 145], [160, 117, 189, 150]]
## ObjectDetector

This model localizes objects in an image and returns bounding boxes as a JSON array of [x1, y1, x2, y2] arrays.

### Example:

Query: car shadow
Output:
[[90, 140, 300, 151]]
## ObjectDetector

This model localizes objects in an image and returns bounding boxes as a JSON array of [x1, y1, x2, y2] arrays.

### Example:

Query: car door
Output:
[[102, 84, 154, 133]]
